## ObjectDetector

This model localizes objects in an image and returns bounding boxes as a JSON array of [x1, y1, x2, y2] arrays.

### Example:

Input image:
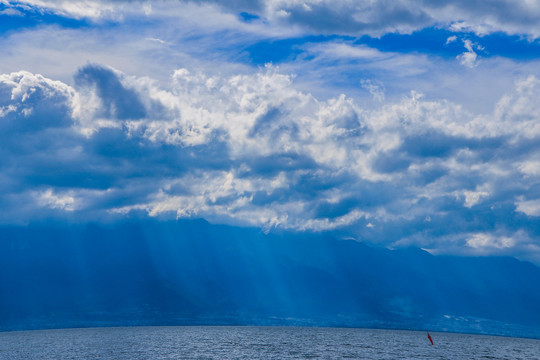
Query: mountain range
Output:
[[1, 219, 539, 338]]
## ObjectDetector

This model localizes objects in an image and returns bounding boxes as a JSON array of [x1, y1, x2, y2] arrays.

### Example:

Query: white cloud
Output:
[[518, 161, 540, 177], [461, 190, 490, 208], [466, 233, 515, 249], [9, 0, 122, 20], [37, 189, 76, 211], [516, 199, 540, 217], [0, 7, 23, 15], [457, 39, 479, 68], [445, 35, 457, 45], [312, 43, 384, 60], [361, 79, 385, 102], [0, 70, 75, 103], [492, 75, 540, 138], [0, 104, 17, 117]]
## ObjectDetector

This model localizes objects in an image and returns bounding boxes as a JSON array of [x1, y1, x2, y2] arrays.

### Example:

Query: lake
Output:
[[1, 326, 538, 359]]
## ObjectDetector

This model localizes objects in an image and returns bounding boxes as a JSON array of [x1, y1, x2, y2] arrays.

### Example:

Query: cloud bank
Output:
[[1, 64, 540, 263], [7, 0, 540, 38], [1, 0, 540, 264]]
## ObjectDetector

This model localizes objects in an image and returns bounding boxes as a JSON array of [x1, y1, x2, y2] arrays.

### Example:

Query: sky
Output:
[[2, 0, 540, 264]]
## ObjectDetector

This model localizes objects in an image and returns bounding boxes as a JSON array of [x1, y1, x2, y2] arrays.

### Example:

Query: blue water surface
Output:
[[1, 326, 538, 360]]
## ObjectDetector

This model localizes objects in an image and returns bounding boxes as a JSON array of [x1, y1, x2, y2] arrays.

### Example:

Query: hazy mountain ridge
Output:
[[1, 219, 539, 338]]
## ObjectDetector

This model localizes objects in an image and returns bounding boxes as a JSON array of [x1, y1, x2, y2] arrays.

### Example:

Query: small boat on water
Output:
[[427, 332, 434, 345]]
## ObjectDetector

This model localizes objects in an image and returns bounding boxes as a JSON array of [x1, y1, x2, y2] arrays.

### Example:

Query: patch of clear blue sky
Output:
[[239, 12, 260, 22], [357, 27, 540, 60], [0, 3, 89, 34], [244, 30, 540, 65], [236, 12, 540, 65]]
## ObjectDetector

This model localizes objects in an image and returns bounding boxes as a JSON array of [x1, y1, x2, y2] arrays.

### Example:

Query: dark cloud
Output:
[[75, 64, 146, 120], [372, 151, 411, 173], [243, 152, 317, 176], [250, 107, 283, 137], [422, 0, 540, 27], [313, 197, 359, 219], [191, 0, 540, 38], [410, 165, 448, 185], [275, 1, 432, 35]]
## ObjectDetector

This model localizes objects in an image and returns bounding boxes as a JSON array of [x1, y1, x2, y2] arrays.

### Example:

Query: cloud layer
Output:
[[1, 64, 540, 263], [7, 0, 540, 38], [1, 0, 540, 264]]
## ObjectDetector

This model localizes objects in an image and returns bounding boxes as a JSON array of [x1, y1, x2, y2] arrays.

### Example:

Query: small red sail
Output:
[[427, 332, 434, 345]]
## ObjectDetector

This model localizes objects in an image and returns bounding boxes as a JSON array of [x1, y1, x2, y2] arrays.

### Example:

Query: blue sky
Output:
[[2, 0, 540, 264]]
